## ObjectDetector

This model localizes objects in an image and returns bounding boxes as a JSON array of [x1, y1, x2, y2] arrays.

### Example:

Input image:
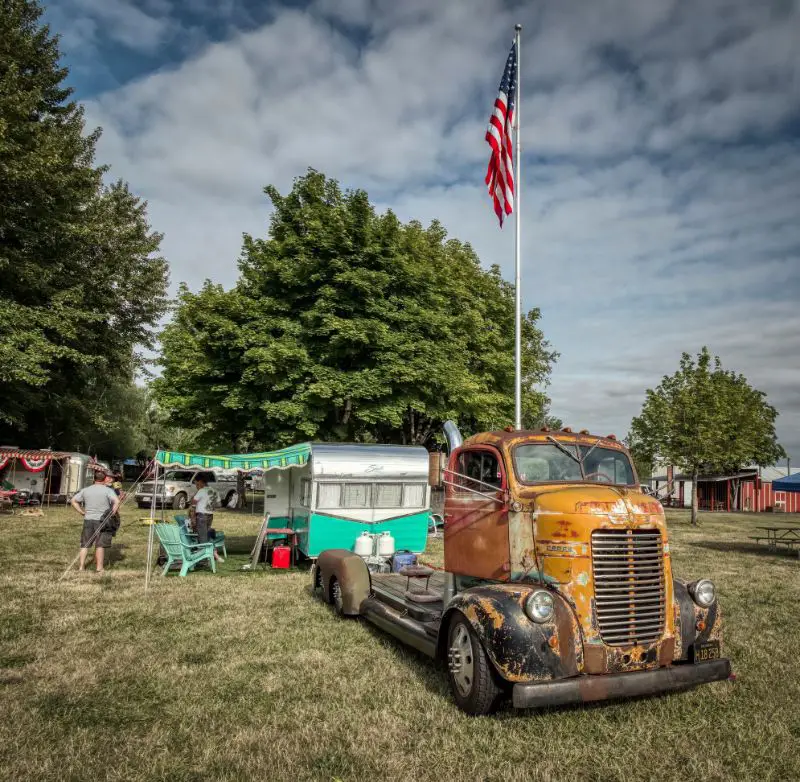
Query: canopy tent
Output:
[[771, 472, 800, 493], [154, 444, 311, 472], [143, 444, 311, 589]]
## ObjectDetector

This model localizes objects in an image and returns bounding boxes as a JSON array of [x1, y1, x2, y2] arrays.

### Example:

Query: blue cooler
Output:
[[392, 552, 417, 572]]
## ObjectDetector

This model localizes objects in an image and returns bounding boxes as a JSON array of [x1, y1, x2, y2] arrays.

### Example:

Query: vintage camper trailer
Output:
[[0, 450, 108, 503], [262, 443, 431, 559]]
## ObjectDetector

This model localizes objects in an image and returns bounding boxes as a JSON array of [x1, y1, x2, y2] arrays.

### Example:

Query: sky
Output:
[[43, 0, 800, 462]]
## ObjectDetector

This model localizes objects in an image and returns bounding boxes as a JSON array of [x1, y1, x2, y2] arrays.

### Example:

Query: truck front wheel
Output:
[[446, 614, 503, 715]]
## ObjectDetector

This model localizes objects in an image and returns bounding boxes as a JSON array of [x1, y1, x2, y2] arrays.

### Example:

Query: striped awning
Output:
[[154, 443, 311, 472], [0, 449, 73, 460]]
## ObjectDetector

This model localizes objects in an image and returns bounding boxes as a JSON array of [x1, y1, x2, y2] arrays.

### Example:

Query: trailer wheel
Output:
[[330, 576, 345, 616], [446, 614, 503, 715]]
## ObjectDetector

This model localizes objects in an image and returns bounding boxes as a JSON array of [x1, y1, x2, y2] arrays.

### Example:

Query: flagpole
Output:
[[514, 23, 522, 430]]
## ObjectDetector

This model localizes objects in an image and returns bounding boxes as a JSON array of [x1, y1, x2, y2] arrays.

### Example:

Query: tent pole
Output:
[[145, 459, 158, 591]]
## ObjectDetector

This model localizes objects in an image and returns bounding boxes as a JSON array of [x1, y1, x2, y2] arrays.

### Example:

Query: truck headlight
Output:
[[689, 579, 716, 607], [524, 590, 555, 623]]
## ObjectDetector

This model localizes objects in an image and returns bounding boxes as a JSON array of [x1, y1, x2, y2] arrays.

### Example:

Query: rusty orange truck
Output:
[[312, 422, 731, 714]]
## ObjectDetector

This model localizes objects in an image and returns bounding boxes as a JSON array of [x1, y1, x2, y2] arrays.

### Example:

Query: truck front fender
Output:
[[315, 549, 371, 616], [439, 584, 582, 683], [673, 578, 723, 661]]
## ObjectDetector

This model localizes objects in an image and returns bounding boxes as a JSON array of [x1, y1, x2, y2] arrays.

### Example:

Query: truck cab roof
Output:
[[462, 428, 626, 451]]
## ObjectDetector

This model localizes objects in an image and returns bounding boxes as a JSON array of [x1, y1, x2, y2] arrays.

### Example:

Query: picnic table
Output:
[[749, 526, 800, 557]]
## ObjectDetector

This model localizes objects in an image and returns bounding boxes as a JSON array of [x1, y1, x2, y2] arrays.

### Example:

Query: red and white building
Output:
[[650, 462, 800, 513]]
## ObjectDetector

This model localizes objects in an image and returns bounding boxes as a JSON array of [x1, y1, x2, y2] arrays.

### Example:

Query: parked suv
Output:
[[135, 469, 238, 510]]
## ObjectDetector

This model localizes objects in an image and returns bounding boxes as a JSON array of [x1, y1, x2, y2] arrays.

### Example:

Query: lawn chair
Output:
[[154, 522, 216, 577], [174, 515, 227, 560]]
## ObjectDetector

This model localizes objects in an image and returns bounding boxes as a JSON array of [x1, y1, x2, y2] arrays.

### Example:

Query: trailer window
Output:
[[317, 483, 341, 508], [374, 484, 402, 508], [342, 483, 371, 508], [402, 483, 426, 507]]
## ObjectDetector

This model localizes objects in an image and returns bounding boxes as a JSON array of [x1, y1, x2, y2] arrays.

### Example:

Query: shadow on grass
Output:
[[106, 543, 127, 566], [687, 540, 800, 559], [303, 582, 727, 720]]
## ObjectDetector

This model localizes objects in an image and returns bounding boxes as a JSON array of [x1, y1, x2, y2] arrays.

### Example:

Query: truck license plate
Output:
[[141, 496, 150, 503], [692, 640, 720, 662]]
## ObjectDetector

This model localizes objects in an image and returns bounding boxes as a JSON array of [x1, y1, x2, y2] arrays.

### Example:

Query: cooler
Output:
[[392, 552, 417, 572]]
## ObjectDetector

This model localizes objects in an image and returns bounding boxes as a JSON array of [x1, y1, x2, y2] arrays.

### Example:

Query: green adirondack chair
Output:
[[154, 522, 215, 577], [174, 516, 227, 560]]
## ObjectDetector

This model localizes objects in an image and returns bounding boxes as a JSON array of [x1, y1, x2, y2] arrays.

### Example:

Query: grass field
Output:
[[1, 503, 798, 782]]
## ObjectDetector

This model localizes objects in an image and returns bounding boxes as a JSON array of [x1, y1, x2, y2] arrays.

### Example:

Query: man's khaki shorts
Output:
[[81, 518, 112, 549]]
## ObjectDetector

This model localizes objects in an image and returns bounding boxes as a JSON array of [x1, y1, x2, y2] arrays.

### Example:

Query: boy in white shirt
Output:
[[190, 475, 222, 562]]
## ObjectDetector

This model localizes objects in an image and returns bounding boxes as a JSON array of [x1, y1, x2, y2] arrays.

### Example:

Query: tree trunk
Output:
[[691, 466, 699, 526]]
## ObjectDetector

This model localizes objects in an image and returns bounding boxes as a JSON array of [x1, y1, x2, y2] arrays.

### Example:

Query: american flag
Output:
[[485, 42, 517, 227]]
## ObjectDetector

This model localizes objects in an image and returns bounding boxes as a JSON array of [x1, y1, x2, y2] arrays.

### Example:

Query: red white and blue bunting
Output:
[[20, 456, 51, 472]]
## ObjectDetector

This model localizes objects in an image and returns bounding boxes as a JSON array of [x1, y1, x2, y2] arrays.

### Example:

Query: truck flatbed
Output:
[[362, 571, 449, 657], [372, 571, 446, 611]]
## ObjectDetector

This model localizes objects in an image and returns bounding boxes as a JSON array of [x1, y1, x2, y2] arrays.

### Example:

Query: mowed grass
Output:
[[0, 504, 798, 782]]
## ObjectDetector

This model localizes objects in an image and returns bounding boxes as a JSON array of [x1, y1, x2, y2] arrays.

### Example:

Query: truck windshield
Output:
[[513, 443, 635, 485], [163, 471, 194, 482]]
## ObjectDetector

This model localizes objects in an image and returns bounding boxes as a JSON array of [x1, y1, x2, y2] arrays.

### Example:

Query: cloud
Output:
[[48, 0, 800, 458], [51, 0, 176, 52]]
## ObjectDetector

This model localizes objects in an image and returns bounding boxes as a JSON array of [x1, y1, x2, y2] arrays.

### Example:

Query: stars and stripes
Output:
[[485, 42, 517, 227]]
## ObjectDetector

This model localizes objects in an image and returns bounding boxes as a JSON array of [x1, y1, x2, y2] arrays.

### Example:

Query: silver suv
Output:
[[136, 469, 238, 510]]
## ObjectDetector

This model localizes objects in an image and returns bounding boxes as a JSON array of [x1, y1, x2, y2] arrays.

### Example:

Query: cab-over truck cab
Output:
[[313, 424, 731, 714]]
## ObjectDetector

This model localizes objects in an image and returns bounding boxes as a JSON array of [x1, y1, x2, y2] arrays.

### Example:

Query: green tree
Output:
[[0, 1, 169, 452], [155, 170, 557, 450], [630, 347, 785, 525]]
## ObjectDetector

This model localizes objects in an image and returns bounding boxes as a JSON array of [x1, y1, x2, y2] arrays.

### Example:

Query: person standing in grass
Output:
[[190, 475, 222, 562], [71, 471, 122, 573]]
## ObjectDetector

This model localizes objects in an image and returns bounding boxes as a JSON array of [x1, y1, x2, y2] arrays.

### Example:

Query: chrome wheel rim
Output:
[[332, 579, 343, 613], [448, 624, 474, 697]]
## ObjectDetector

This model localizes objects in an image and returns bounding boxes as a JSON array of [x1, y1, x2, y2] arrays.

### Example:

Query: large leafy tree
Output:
[[155, 170, 557, 451], [0, 0, 169, 454], [630, 347, 785, 525]]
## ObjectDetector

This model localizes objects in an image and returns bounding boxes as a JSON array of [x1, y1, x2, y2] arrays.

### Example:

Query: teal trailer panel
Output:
[[300, 510, 429, 558]]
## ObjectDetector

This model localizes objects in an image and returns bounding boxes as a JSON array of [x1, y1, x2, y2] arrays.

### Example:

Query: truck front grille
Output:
[[591, 529, 665, 647]]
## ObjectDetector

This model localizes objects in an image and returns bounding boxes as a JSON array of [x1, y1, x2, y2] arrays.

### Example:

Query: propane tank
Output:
[[354, 532, 373, 558], [376, 531, 395, 558]]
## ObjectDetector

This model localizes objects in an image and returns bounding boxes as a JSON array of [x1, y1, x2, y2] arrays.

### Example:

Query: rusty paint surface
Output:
[[446, 584, 581, 683], [441, 429, 726, 678]]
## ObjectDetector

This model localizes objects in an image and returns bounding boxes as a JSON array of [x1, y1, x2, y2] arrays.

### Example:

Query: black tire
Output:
[[329, 576, 345, 616], [312, 563, 325, 599], [172, 492, 188, 510], [224, 490, 238, 509], [446, 613, 503, 715]]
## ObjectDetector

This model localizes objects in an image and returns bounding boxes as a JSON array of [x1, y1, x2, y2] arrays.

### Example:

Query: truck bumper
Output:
[[512, 658, 732, 709]]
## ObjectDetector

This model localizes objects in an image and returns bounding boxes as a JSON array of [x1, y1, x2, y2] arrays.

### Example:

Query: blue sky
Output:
[[44, 0, 800, 461]]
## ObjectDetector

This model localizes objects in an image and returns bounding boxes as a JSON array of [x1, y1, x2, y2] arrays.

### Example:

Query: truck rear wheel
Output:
[[330, 576, 345, 616], [312, 563, 324, 599], [446, 614, 503, 715]]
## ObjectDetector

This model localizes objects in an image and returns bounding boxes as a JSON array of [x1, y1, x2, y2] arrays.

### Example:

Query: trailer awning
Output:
[[154, 444, 311, 472]]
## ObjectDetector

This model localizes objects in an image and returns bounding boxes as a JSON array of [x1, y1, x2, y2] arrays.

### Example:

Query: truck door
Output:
[[443, 446, 509, 580]]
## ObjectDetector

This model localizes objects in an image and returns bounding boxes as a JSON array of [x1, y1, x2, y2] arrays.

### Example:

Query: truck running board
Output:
[[361, 597, 438, 658]]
